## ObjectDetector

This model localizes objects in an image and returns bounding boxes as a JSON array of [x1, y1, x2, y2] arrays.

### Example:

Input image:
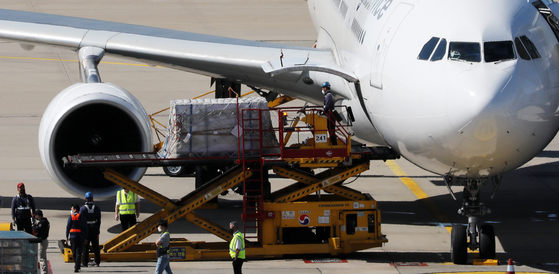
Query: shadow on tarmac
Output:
[[1, 196, 243, 235], [379, 159, 559, 272], [1, 159, 557, 272]]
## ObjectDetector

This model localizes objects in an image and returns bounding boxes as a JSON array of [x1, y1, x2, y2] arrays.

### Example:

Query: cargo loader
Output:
[[60, 98, 398, 262]]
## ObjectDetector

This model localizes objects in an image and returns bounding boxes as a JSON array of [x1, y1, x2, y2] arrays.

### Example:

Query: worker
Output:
[[115, 188, 140, 231], [321, 82, 337, 145], [229, 221, 245, 274], [11, 182, 36, 234], [155, 219, 173, 274], [33, 209, 50, 274], [66, 204, 87, 273], [80, 192, 101, 267]]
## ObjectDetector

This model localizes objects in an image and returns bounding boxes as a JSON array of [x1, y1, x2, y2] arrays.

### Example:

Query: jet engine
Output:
[[39, 83, 152, 200]]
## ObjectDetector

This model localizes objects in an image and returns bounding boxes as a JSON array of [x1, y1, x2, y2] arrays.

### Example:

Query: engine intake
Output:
[[39, 83, 152, 200]]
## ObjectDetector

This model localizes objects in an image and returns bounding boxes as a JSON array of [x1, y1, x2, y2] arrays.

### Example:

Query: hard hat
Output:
[[322, 82, 330, 88], [85, 192, 93, 199], [17, 182, 25, 188]]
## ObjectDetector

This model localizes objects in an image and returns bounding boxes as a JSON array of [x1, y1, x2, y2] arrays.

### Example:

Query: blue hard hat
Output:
[[85, 192, 93, 199], [322, 81, 330, 88]]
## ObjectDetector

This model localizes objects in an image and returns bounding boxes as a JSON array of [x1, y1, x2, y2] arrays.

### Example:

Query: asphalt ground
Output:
[[0, 1, 558, 274]]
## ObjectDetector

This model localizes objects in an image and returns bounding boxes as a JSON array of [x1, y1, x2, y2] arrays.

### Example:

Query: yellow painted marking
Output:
[[242, 90, 256, 96], [192, 90, 215, 99], [433, 272, 547, 274], [473, 258, 498, 265], [386, 160, 452, 233]]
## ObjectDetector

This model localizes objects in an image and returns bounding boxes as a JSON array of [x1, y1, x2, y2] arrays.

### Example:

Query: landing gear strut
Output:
[[445, 176, 498, 264]]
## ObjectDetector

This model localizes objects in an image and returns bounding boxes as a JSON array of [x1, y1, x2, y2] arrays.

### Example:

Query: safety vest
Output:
[[229, 231, 245, 259], [117, 190, 137, 215], [156, 231, 170, 257], [84, 204, 98, 225], [15, 195, 32, 218], [69, 213, 82, 233]]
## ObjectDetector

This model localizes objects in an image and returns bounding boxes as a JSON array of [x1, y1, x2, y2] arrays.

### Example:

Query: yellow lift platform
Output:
[[61, 105, 398, 262]]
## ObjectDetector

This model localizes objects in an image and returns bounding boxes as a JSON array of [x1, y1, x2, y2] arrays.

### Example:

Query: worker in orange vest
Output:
[[66, 204, 87, 273]]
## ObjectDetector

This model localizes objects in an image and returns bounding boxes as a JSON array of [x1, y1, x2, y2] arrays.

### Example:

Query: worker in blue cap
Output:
[[79, 192, 102, 267], [321, 82, 337, 145]]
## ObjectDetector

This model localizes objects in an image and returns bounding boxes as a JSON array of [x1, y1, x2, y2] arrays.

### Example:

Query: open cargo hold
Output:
[[158, 97, 279, 159]]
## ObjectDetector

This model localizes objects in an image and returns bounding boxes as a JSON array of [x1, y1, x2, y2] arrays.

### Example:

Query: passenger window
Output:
[[484, 41, 515, 62], [520, 36, 541, 59], [515, 37, 531, 60], [430, 39, 447, 61], [449, 42, 481, 62], [418, 37, 440, 60]]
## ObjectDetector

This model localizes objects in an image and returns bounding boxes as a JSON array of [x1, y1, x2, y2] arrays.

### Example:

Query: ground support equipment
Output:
[[60, 105, 398, 262]]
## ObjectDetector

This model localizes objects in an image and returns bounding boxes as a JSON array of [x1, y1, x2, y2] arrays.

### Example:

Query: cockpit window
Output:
[[448, 42, 481, 62], [514, 37, 531, 60], [484, 41, 515, 62], [520, 35, 541, 59], [418, 37, 440, 60], [430, 39, 447, 61]]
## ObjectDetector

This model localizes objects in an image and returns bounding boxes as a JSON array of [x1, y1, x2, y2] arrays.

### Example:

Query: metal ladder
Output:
[[239, 108, 265, 246]]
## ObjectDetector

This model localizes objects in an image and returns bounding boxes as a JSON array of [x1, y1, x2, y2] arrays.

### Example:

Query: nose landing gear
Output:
[[445, 176, 499, 264]]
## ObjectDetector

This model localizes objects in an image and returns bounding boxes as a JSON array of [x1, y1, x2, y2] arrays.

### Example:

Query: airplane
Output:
[[1, 0, 559, 264]]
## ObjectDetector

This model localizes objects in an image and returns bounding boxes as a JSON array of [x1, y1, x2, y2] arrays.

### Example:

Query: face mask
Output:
[[321, 90, 326, 95], [70, 210, 74, 215], [158, 227, 162, 233]]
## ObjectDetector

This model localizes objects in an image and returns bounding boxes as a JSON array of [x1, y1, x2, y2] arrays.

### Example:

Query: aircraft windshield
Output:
[[484, 41, 515, 62], [417, 37, 439, 60], [448, 42, 481, 62], [417, 37, 446, 62], [520, 35, 541, 59], [430, 39, 446, 61]]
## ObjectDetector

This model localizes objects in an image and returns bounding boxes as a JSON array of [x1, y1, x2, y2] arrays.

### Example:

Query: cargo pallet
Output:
[[60, 104, 398, 262]]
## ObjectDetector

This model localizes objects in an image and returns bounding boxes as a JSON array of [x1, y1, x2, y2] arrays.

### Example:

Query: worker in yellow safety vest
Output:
[[114, 188, 140, 231], [229, 221, 245, 274]]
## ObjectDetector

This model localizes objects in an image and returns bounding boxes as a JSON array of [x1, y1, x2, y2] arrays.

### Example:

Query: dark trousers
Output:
[[327, 112, 337, 145], [83, 233, 100, 266], [232, 258, 244, 274], [70, 238, 84, 271], [15, 217, 33, 235], [120, 214, 137, 231]]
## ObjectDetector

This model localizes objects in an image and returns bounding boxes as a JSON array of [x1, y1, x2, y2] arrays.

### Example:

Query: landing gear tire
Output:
[[163, 166, 185, 177], [479, 224, 496, 259], [451, 224, 468, 264]]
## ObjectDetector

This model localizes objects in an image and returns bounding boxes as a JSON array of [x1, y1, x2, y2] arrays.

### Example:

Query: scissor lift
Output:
[[60, 105, 398, 262]]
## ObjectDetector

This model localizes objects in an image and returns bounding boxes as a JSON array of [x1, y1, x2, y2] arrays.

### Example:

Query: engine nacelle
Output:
[[39, 83, 152, 200]]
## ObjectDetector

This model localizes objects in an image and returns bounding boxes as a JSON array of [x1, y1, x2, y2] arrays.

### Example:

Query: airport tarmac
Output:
[[0, 1, 558, 273]]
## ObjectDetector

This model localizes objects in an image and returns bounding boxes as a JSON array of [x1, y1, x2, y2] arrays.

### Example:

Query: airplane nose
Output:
[[443, 65, 547, 175], [446, 67, 512, 134], [440, 60, 559, 176]]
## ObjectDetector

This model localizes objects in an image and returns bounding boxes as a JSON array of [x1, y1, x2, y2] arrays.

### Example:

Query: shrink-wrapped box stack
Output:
[[158, 97, 278, 159]]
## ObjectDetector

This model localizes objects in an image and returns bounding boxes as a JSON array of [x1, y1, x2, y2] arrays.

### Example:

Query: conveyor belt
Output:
[[62, 145, 398, 169], [62, 152, 238, 168]]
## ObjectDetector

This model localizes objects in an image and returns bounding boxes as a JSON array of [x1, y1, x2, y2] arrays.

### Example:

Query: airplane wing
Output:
[[0, 9, 357, 103]]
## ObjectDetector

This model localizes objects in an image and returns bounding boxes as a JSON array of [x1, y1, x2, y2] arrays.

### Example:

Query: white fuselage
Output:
[[309, 0, 559, 177]]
